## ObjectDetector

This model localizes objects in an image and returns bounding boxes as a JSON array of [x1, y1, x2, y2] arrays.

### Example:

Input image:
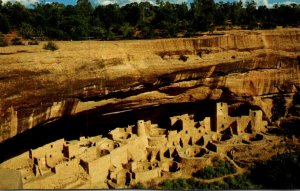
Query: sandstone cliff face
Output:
[[0, 29, 299, 143]]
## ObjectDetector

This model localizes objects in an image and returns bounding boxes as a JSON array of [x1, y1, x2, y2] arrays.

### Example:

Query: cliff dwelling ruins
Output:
[[1, 102, 296, 189]]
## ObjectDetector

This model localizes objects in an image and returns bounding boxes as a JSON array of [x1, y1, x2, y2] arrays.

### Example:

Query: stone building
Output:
[[215, 102, 268, 134]]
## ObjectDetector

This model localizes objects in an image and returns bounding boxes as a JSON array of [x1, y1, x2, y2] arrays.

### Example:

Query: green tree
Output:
[[49, 4, 90, 40], [19, 23, 34, 39], [138, 2, 156, 26], [257, 6, 276, 29], [223, 174, 261, 189], [139, 25, 155, 39], [0, 0, 299, 40], [90, 26, 106, 39], [161, 179, 192, 190], [153, 1, 179, 37], [0, 13, 10, 33], [250, 153, 300, 189], [160, 176, 260, 190], [0, 33, 8, 47], [175, 3, 191, 32], [214, 2, 230, 27], [244, 0, 258, 29], [60, 14, 88, 40], [2, 2, 30, 29], [104, 28, 115, 40], [271, 95, 286, 121], [76, 0, 93, 17], [93, 4, 123, 31], [33, 3, 65, 39], [228, 1, 243, 26], [191, 0, 216, 31], [121, 2, 140, 26], [275, 4, 300, 27], [120, 22, 134, 39], [193, 160, 236, 179]]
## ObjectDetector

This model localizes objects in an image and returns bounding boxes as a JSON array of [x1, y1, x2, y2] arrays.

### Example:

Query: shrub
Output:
[[160, 179, 193, 190], [132, 183, 144, 189], [260, 21, 277, 29], [140, 26, 155, 39], [104, 30, 115, 41], [197, 51, 203, 58], [288, 92, 300, 117], [28, 40, 39, 45], [0, 34, 8, 47], [250, 152, 300, 189], [11, 37, 24, 45], [223, 174, 261, 189], [19, 23, 34, 39], [43, 41, 58, 51], [0, 14, 10, 34], [184, 30, 196, 37], [179, 55, 188, 62], [121, 23, 134, 39], [193, 160, 236, 179], [271, 95, 286, 121], [160, 176, 260, 190]]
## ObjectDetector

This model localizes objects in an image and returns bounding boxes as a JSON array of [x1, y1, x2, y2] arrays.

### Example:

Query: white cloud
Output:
[[262, 0, 269, 7], [2, 0, 40, 6], [239, 0, 269, 7], [2, 0, 298, 8], [99, 0, 117, 5], [92, 0, 188, 6], [268, 0, 299, 7], [1, 0, 188, 7], [238, 0, 299, 8], [92, 0, 298, 7]]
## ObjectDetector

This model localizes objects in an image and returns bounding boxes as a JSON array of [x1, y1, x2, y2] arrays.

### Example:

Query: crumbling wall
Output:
[[250, 110, 268, 133], [126, 136, 148, 162], [29, 139, 64, 159], [108, 128, 131, 141], [52, 159, 78, 174], [110, 146, 128, 168], [134, 168, 161, 183], [167, 130, 179, 147], [148, 136, 167, 147], [86, 155, 110, 184]]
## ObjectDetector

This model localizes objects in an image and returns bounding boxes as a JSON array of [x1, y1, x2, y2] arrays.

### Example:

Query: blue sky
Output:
[[2, 0, 299, 8]]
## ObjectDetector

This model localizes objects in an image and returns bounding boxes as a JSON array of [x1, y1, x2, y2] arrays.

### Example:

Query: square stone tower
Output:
[[249, 110, 268, 133], [215, 102, 229, 132]]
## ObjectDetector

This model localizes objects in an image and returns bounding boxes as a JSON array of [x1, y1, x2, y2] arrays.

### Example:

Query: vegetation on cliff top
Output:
[[43, 41, 59, 51], [0, 0, 299, 41]]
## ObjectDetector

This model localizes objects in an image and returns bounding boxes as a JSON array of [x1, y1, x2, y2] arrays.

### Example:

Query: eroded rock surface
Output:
[[0, 29, 300, 143]]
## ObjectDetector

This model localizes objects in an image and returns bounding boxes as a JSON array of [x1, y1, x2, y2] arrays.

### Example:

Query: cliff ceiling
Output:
[[0, 29, 300, 143]]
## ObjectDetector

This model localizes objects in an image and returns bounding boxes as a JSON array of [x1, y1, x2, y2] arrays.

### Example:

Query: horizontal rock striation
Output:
[[0, 29, 299, 143]]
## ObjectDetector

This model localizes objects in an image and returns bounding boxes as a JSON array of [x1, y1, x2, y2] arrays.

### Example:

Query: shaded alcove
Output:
[[0, 100, 220, 163]]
